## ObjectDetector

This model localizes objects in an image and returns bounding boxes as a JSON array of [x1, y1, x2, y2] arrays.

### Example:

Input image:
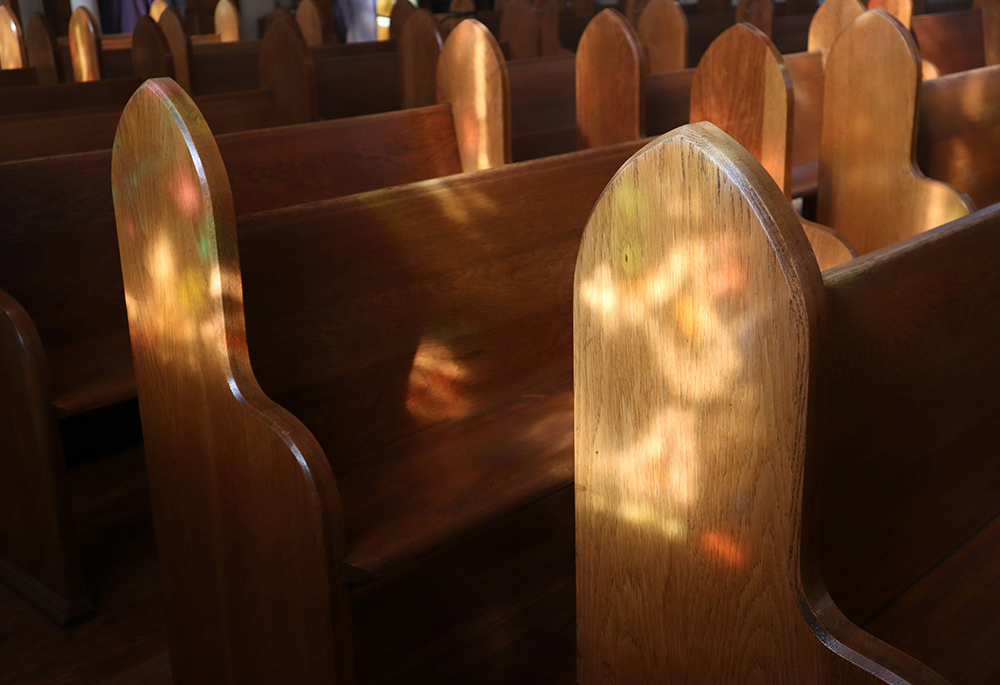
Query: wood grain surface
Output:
[[0, 4, 27, 69], [214, 0, 241, 41], [500, 0, 540, 59], [806, 0, 863, 62], [25, 13, 61, 84], [156, 7, 191, 90], [737, 0, 775, 36], [638, 0, 688, 73], [400, 8, 442, 108], [68, 6, 101, 82]]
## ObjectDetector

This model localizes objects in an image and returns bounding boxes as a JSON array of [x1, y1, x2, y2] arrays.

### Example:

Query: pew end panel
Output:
[[214, 0, 242, 41], [736, 0, 775, 37], [0, 4, 27, 70], [0, 289, 92, 625], [389, 0, 415, 41], [500, 0, 540, 60], [25, 13, 59, 85], [817, 9, 972, 255], [806, 0, 864, 64], [112, 78, 350, 684], [638, 0, 689, 74], [918, 64, 1000, 209], [690, 22, 793, 197], [157, 6, 192, 91], [576, 9, 647, 149], [869, 0, 913, 29], [980, 0, 1000, 66], [785, 50, 823, 195], [131, 15, 174, 82], [537, 0, 566, 56], [436, 18, 510, 171], [400, 8, 442, 109], [259, 10, 318, 125], [574, 121, 943, 684], [296, 0, 340, 46], [68, 6, 102, 82]]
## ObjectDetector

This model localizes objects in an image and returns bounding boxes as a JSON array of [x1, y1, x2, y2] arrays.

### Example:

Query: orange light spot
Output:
[[700, 529, 744, 568]]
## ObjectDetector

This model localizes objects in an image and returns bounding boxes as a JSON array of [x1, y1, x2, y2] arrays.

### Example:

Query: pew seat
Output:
[[48, 333, 135, 417], [339, 374, 573, 580]]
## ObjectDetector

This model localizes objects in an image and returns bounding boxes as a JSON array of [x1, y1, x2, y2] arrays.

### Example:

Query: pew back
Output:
[[0, 4, 27, 69], [25, 13, 61, 84]]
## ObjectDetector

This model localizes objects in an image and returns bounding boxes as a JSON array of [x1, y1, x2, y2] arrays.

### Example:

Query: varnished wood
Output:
[[918, 64, 1000, 209], [500, 0, 539, 59], [786, 50, 823, 194], [980, 0, 1000, 65], [214, 0, 240, 41], [296, 0, 338, 46], [400, 8, 441, 108], [691, 22, 791, 195], [389, 0, 414, 40], [450, 0, 475, 11], [576, 9, 646, 149], [149, 0, 168, 21], [638, 0, 688, 73], [25, 13, 61, 84], [112, 78, 350, 685], [0, 4, 27, 69], [806, 0, 863, 63], [508, 53, 576, 161], [68, 6, 101, 82], [156, 6, 192, 91], [801, 218, 858, 270], [537, 0, 565, 56], [132, 16, 173, 81], [574, 121, 940, 684], [818, 9, 972, 254], [0, 65, 35, 85], [869, 0, 913, 28], [436, 18, 510, 171], [912, 10, 986, 75], [573, 0, 594, 17], [259, 9, 317, 125], [736, 0, 774, 36]]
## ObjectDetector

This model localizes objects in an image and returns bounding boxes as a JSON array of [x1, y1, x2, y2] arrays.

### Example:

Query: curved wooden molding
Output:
[[537, 0, 565, 56], [68, 6, 101, 82], [111, 77, 350, 684], [157, 6, 192, 91], [692, 23, 792, 196], [574, 120, 946, 684], [869, 0, 913, 29], [296, 0, 339, 46], [576, 9, 647, 149], [437, 18, 510, 171], [807, 0, 864, 63], [500, 0, 539, 60], [638, 0, 688, 74], [25, 13, 61, 84], [400, 8, 442, 109], [214, 0, 241, 42], [0, 288, 92, 626], [260, 9, 317, 124], [389, 0, 414, 40], [132, 15, 173, 81], [818, 9, 972, 254], [0, 4, 27, 70], [736, 0, 775, 37], [149, 0, 168, 21]]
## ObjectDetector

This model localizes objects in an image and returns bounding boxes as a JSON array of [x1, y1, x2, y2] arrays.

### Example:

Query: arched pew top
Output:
[[389, 0, 415, 40], [736, 0, 774, 37], [25, 13, 61, 84], [807, 0, 864, 63], [111, 77, 347, 684], [157, 6, 192, 91], [573, 121, 946, 684], [818, 9, 972, 254], [214, 0, 241, 42], [132, 15, 173, 81], [500, 0, 539, 60], [691, 22, 792, 196], [576, 9, 647, 149], [149, 0, 168, 21], [436, 18, 510, 171], [869, 0, 913, 29], [638, 0, 688, 74], [0, 4, 27, 70], [68, 6, 101, 82], [260, 9, 317, 124], [296, 0, 340, 46], [536, 0, 567, 56], [400, 8, 442, 109]]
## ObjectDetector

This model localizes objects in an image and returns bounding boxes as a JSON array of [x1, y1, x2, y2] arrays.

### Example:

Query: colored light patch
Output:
[[700, 529, 744, 568]]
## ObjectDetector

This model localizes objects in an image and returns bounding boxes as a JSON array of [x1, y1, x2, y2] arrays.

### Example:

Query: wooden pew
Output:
[[108, 76, 649, 682], [0, 19, 508, 620], [295, 0, 344, 45], [0, 13, 315, 161], [0, 3, 27, 69], [638, 0, 688, 73], [818, 9, 972, 254], [24, 13, 61, 85], [576, 118, 1000, 685]]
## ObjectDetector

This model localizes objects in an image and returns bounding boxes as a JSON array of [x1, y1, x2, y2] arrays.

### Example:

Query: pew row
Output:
[[575, 121, 1000, 684], [0, 24, 511, 618], [108, 77, 651, 681]]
